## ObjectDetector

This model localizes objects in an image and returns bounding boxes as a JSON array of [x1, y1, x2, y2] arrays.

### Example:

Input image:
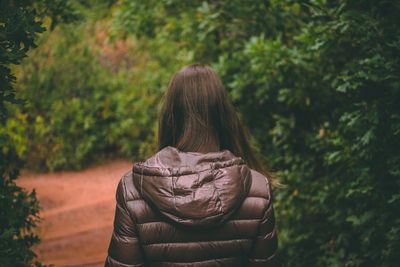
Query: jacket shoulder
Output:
[[116, 170, 142, 203], [233, 169, 274, 221], [248, 169, 273, 204]]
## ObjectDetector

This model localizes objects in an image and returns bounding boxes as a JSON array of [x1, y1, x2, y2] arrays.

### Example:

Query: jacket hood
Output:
[[132, 146, 252, 228]]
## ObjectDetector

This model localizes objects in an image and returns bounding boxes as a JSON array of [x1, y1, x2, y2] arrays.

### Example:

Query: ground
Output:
[[17, 160, 132, 267]]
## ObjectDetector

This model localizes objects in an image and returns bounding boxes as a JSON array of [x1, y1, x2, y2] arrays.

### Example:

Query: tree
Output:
[[0, 0, 78, 265]]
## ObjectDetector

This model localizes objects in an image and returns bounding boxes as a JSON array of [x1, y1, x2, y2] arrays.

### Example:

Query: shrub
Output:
[[114, 0, 400, 266], [11, 16, 191, 171], [0, 0, 77, 265]]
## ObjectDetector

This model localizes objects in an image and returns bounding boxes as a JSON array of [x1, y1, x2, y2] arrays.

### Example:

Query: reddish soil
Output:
[[17, 160, 132, 267]]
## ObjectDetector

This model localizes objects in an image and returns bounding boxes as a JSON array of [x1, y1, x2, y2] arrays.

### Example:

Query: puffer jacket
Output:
[[105, 146, 279, 267]]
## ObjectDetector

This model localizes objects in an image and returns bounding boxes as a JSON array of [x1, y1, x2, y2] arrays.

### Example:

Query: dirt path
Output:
[[17, 160, 132, 267]]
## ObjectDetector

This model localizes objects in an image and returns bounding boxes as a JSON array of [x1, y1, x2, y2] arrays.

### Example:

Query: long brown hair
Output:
[[158, 64, 274, 183]]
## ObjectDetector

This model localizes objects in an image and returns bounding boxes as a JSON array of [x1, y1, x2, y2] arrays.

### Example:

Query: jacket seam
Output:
[[135, 218, 260, 226], [151, 256, 239, 264], [143, 238, 252, 247], [249, 250, 278, 262], [121, 177, 129, 210], [124, 196, 269, 204], [211, 163, 225, 214], [256, 228, 275, 240], [245, 196, 269, 201], [106, 255, 144, 267], [172, 173, 178, 220]]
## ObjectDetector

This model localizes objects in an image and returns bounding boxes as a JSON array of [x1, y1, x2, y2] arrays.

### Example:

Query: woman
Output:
[[105, 64, 279, 266]]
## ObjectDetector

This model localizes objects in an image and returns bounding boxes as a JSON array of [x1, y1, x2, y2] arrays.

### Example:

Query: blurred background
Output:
[[1, 0, 399, 266]]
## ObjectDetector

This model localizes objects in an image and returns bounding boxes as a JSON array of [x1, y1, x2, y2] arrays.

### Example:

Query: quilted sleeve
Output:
[[105, 178, 145, 267], [248, 190, 280, 266]]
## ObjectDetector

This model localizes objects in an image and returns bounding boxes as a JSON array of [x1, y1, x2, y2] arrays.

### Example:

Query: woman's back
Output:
[[105, 146, 278, 266]]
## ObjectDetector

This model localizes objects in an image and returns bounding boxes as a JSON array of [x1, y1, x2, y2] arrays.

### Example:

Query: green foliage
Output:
[[11, 16, 191, 171], [115, 0, 400, 266], [0, 0, 78, 265], [0, 150, 40, 266], [0, 1, 44, 264], [4, 0, 400, 265], [0, 0, 45, 120]]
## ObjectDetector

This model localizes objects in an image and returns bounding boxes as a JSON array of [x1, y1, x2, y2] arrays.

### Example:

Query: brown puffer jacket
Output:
[[105, 146, 279, 267]]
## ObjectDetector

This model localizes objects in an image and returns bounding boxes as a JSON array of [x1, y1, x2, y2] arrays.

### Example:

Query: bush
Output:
[[114, 0, 400, 266], [11, 14, 191, 171], [5, 0, 399, 265], [0, 0, 76, 265]]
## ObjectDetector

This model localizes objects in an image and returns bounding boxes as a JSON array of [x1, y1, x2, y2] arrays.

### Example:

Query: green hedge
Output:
[[114, 0, 399, 266]]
